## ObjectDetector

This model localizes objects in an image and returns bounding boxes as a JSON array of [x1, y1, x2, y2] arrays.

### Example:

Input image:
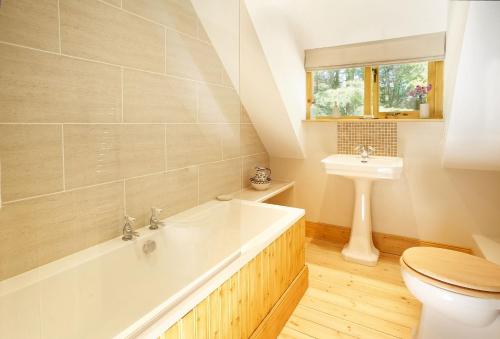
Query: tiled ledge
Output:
[[235, 180, 295, 202]]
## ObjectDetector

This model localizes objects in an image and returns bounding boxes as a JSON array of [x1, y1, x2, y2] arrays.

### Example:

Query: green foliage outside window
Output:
[[379, 62, 427, 112], [312, 68, 364, 117], [310, 62, 428, 118]]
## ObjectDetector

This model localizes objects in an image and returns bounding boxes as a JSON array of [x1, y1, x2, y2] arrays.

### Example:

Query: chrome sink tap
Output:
[[149, 207, 164, 230], [122, 216, 139, 241], [355, 145, 375, 163]]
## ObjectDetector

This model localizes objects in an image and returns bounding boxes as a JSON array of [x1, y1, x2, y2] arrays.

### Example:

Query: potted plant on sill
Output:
[[410, 84, 432, 118]]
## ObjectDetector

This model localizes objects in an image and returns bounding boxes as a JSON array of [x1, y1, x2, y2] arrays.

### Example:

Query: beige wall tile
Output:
[[0, 0, 59, 51], [165, 29, 223, 83], [0, 44, 121, 123], [199, 159, 241, 203], [166, 124, 221, 170], [60, 0, 165, 72], [0, 125, 63, 201], [241, 124, 266, 155], [0, 182, 123, 280], [123, 69, 197, 123], [64, 124, 165, 189], [242, 153, 270, 187], [123, 0, 197, 36], [221, 124, 240, 159], [198, 84, 240, 123], [125, 168, 198, 227]]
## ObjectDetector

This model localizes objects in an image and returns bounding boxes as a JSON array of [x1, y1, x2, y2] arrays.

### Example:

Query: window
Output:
[[306, 61, 443, 119]]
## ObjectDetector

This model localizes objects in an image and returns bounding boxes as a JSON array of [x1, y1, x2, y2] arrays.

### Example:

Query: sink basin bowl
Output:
[[322, 154, 403, 180], [322, 154, 404, 266]]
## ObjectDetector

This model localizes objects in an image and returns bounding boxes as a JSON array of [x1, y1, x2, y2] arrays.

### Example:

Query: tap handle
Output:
[[367, 146, 375, 155], [125, 215, 136, 225], [354, 144, 365, 152]]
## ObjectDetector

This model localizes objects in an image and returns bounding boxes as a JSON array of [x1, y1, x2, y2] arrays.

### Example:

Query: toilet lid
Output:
[[402, 247, 500, 292]]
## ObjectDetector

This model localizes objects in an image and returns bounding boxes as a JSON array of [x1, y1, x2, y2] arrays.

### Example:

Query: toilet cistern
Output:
[[322, 153, 403, 266]]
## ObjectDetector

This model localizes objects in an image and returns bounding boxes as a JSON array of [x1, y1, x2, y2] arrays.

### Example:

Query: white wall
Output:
[[443, 1, 500, 171], [271, 122, 500, 247]]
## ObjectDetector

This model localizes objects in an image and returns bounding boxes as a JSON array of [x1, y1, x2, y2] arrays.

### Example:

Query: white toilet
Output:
[[400, 247, 500, 339]]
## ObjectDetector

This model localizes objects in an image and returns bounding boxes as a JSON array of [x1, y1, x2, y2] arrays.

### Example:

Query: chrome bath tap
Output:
[[355, 145, 375, 163], [122, 216, 139, 241], [149, 207, 164, 230]]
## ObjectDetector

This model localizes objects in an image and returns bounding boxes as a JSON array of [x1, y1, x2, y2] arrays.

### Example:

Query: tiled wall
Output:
[[0, 0, 268, 280], [337, 121, 397, 156]]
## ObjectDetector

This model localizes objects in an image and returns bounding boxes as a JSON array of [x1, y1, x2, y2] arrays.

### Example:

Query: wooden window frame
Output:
[[306, 61, 444, 120]]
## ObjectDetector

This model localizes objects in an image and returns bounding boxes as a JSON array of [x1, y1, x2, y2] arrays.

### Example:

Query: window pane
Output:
[[378, 62, 428, 113], [312, 68, 364, 117]]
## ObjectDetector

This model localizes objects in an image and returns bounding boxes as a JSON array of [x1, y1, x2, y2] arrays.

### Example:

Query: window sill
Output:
[[303, 117, 444, 123]]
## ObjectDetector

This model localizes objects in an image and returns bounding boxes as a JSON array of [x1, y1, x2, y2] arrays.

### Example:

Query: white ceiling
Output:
[[249, 0, 448, 50]]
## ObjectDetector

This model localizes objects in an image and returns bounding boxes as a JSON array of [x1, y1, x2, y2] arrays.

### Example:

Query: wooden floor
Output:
[[278, 238, 422, 339]]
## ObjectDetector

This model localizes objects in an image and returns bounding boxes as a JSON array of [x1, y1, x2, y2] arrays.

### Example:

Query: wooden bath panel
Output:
[[159, 217, 307, 339]]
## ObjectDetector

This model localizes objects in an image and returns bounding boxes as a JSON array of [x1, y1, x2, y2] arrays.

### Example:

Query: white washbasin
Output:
[[322, 154, 403, 180], [322, 154, 404, 266]]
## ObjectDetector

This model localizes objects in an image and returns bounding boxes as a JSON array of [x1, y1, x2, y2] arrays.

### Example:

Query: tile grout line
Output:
[[1, 153, 268, 206], [164, 27, 167, 74], [57, 0, 62, 54], [61, 124, 66, 190], [120, 67, 124, 123], [164, 124, 168, 172], [94, 0, 211, 46], [0, 40, 234, 90]]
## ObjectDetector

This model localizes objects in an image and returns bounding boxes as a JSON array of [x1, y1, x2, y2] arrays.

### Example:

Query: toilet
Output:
[[400, 247, 500, 339]]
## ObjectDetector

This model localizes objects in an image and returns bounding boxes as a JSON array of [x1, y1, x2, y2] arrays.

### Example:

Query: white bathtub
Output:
[[0, 199, 304, 339]]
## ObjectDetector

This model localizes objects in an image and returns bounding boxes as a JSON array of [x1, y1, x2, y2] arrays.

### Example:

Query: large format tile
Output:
[[123, 69, 197, 123], [64, 124, 165, 188], [241, 124, 266, 155], [0, 182, 123, 280], [198, 84, 240, 123], [221, 124, 240, 159], [0, 44, 121, 123], [0, 0, 59, 51], [165, 29, 223, 83], [199, 158, 241, 203], [60, 0, 164, 72], [123, 0, 197, 36], [166, 124, 221, 170], [0, 125, 63, 201], [125, 168, 198, 227]]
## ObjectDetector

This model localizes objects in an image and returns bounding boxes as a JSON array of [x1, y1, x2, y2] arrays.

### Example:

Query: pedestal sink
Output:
[[322, 154, 403, 266]]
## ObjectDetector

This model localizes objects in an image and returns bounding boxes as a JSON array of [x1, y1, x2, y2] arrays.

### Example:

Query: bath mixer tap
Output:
[[355, 145, 375, 163], [122, 216, 139, 241], [149, 207, 164, 230]]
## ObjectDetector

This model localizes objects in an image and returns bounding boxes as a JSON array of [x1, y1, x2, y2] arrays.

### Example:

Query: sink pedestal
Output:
[[321, 154, 403, 267], [342, 178, 380, 266]]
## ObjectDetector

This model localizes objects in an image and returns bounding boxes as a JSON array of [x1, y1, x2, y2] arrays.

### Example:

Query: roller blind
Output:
[[304, 32, 446, 71]]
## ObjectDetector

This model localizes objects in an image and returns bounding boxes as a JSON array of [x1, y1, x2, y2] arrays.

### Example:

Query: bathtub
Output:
[[473, 234, 500, 265], [0, 199, 304, 339]]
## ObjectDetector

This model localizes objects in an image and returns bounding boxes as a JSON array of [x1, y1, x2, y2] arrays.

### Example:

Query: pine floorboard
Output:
[[278, 238, 421, 339]]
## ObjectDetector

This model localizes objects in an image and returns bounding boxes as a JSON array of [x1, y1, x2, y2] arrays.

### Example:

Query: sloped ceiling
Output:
[[265, 0, 448, 50]]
